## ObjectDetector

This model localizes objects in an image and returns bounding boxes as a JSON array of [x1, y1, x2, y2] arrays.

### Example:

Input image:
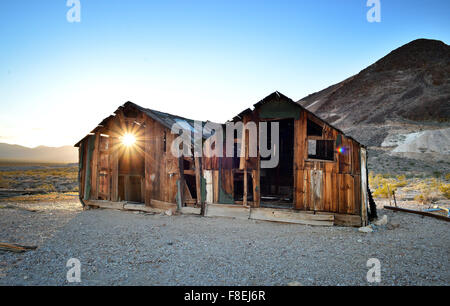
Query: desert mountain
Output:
[[0, 143, 78, 163], [299, 39, 449, 144], [298, 38, 450, 175]]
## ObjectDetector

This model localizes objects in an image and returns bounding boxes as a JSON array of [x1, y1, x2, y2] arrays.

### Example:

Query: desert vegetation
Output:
[[0, 163, 78, 202], [369, 171, 450, 203]]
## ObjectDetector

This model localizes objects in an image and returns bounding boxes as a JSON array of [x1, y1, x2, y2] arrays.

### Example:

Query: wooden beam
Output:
[[151, 199, 177, 212], [84, 135, 96, 200], [194, 157, 202, 207], [243, 168, 248, 206], [205, 203, 250, 220], [333, 213, 362, 227], [249, 207, 334, 226], [93, 132, 101, 200], [183, 169, 195, 176], [85, 200, 125, 210], [177, 157, 185, 211], [180, 206, 201, 215], [384, 206, 450, 222], [360, 147, 369, 226], [0, 242, 37, 253]]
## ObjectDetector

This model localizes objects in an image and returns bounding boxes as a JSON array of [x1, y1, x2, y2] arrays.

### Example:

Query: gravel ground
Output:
[[0, 200, 448, 286]]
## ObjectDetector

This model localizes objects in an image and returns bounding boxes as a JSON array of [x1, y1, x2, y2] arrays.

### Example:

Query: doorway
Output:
[[260, 119, 294, 209], [118, 144, 145, 203]]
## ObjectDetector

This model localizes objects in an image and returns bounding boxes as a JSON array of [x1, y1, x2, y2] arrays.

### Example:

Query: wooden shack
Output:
[[75, 92, 369, 227]]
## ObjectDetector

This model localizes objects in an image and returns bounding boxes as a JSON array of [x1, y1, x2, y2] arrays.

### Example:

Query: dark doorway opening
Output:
[[260, 119, 294, 209], [233, 171, 253, 202]]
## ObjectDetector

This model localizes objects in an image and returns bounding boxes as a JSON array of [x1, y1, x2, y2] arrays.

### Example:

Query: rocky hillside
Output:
[[298, 39, 450, 175]]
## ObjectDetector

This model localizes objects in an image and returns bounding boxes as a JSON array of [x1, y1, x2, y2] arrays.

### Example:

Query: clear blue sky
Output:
[[0, 0, 449, 147]]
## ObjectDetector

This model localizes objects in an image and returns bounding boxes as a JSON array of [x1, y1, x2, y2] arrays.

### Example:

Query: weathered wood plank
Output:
[[360, 148, 369, 226], [110, 137, 119, 202], [204, 170, 213, 204], [205, 203, 250, 220], [333, 213, 362, 227], [150, 199, 177, 212], [384, 206, 450, 222], [85, 200, 125, 210], [84, 135, 96, 200], [250, 207, 334, 226], [194, 157, 202, 206], [180, 206, 201, 215]]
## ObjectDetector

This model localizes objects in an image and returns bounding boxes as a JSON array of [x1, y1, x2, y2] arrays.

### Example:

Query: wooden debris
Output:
[[0, 242, 37, 253], [384, 206, 450, 222]]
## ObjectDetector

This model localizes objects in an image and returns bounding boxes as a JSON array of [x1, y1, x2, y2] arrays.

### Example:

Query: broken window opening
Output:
[[308, 139, 334, 161]]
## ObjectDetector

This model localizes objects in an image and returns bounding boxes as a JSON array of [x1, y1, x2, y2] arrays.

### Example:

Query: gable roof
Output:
[[75, 92, 365, 148], [229, 91, 364, 147], [74, 101, 215, 147]]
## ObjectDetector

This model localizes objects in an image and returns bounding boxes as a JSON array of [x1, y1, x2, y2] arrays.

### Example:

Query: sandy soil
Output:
[[0, 199, 448, 286]]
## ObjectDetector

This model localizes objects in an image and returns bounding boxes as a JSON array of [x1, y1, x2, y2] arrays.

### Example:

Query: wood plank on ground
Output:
[[0, 242, 37, 253], [384, 206, 450, 222], [180, 206, 201, 215], [249, 207, 334, 226], [205, 203, 250, 220], [85, 200, 125, 210]]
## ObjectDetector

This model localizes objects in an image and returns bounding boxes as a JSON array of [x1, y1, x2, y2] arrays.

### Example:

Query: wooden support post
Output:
[[111, 137, 119, 202], [177, 156, 185, 211], [194, 157, 202, 207], [243, 167, 248, 206], [252, 169, 259, 208], [94, 132, 101, 200]]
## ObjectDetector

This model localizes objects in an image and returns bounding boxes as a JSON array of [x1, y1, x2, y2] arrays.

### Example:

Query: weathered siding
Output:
[[144, 116, 179, 204], [76, 95, 366, 223]]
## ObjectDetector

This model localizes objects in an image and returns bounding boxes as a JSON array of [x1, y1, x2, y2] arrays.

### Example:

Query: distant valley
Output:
[[0, 143, 78, 164]]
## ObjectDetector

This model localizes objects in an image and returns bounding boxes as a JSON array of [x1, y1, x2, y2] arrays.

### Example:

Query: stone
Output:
[[287, 281, 303, 286], [358, 225, 374, 233], [374, 215, 388, 226]]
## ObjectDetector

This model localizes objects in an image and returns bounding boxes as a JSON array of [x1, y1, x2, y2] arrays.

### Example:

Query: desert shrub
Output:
[[393, 175, 408, 187], [412, 178, 442, 204], [439, 183, 450, 199], [369, 173, 409, 198], [1, 167, 77, 180], [373, 182, 397, 198], [0, 175, 10, 188], [38, 183, 56, 192]]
